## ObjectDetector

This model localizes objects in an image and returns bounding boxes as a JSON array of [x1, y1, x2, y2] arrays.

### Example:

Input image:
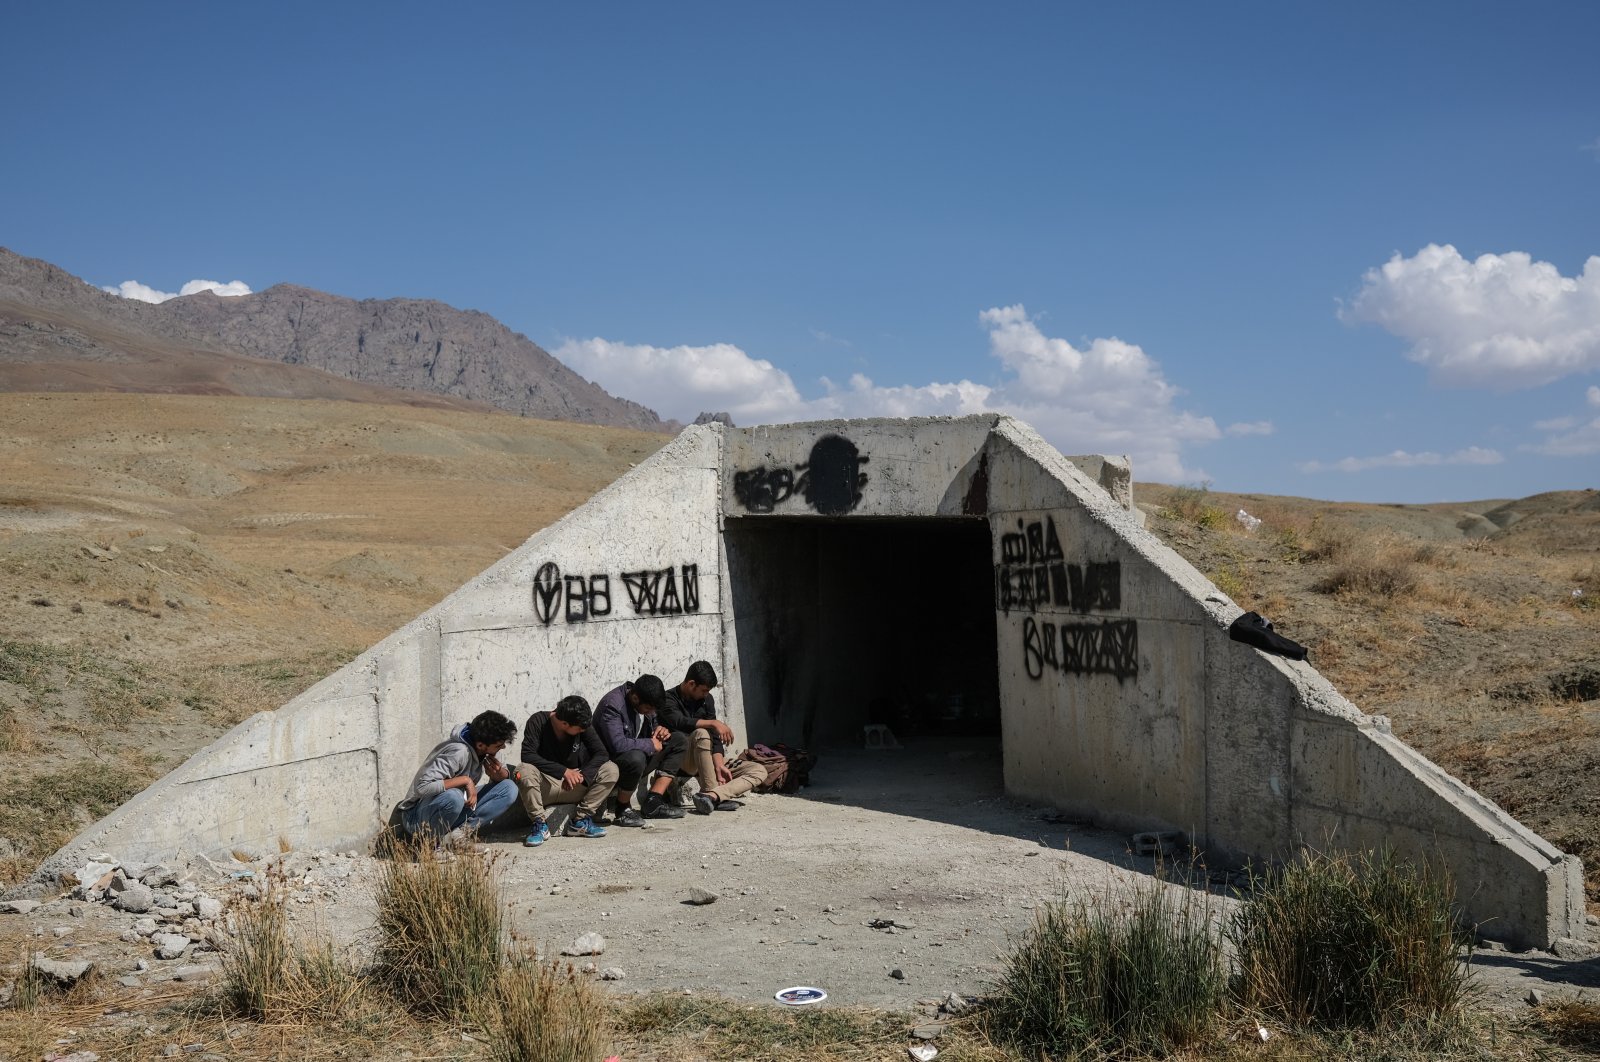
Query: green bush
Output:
[[987, 880, 1226, 1058], [1228, 848, 1470, 1031]]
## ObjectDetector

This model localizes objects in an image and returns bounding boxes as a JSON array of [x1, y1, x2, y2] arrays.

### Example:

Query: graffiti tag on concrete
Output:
[[732, 434, 869, 515], [532, 562, 700, 625]]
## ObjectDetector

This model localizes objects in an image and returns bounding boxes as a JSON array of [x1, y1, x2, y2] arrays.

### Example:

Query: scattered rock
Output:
[[118, 975, 143, 988], [1552, 937, 1598, 960], [1526, 988, 1546, 1007], [30, 953, 95, 988], [140, 864, 178, 887], [0, 899, 41, 915], [1478, 939, 1508, 953], [152, 933, 191, 960], [561, 932, 606, 956], [113, 882, 155, 913], [890, 968, 906, 980], [911, 1023, 945, 1039], [940, 991, 972, 1015], [195, 896, 223, 921], [172, 964, 218, 983], [580, 962, 597, 974], [686, 887, 718, 906], [132, 917, 159, 936], [600, 967, 626, 981]]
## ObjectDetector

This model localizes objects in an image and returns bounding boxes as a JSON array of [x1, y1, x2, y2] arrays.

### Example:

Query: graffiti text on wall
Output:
[[995, 516, 1121, 614], [1023, 616, 1139, 681], [532, 561, 700, 625], [732, 434, 869, 516]]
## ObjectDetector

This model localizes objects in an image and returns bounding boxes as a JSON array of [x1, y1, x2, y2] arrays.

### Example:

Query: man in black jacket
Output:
[[660, 660, 766, 814], [594, 674, 688, 823], [515, 695, 618, 846]]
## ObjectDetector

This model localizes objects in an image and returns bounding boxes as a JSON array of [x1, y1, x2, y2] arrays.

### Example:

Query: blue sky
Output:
[[4, 2, 1597, 501]]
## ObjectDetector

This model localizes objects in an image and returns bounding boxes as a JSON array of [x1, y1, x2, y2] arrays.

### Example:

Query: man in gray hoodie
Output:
[[397, 709, 520, 845]]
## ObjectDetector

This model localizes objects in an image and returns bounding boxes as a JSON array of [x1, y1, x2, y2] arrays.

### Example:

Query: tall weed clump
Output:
[[374, 840, 504, 1016], [1228, 848, 1470, 1032], [219, 883, 362, 1024], [477, 960, 609, 1062], [987, 880, 1225, 1058]]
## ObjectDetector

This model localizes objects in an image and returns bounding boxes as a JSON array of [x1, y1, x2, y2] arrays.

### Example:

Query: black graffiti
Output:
[[994, 517, 1121, 614], [732, 435, 869, 515], [533, 563, 612, 625], [621, 564, 700, 616], [1023, 616, 1139, 681], [532, 562, 562, 625]]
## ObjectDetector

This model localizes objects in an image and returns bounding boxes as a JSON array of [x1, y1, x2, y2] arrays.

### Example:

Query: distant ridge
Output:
[[0, 247, 670, 431]]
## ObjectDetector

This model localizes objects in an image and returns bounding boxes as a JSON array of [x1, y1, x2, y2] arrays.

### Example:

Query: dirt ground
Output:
[[2, 393, 1597, 1028]]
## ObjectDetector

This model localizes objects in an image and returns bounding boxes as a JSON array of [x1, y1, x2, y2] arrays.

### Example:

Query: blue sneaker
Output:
[[523, 820, 550, 847], [562, 816, 607, 838]]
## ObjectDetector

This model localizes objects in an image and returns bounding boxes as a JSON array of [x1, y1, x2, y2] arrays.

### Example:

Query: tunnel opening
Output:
[[725, 517, 1000, 759]]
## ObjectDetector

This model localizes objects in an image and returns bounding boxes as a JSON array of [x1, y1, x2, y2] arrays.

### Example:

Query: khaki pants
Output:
[[681, 729, 768, 801], [517, 761, 618, 821]]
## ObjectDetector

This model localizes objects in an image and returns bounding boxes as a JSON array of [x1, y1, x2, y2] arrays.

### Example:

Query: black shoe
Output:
[[642, 794, 687, 819], [692, 793, 715, 815], [611, 807, 646, 828], [713, 799, 744, 812]]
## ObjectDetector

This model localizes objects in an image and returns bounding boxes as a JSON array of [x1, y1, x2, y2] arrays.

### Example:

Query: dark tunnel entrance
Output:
[[724, 517, 1000, 752]]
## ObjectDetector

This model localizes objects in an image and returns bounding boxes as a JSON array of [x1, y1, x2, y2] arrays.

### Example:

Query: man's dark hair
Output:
[[467, 710, 517, 746], [631, 674, 666, 708], [685, 660, 718, 689], [553, 695, 592, 728]]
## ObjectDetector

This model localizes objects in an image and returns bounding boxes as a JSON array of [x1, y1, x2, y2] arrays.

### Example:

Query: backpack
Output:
[[741, 743, 817, 793]]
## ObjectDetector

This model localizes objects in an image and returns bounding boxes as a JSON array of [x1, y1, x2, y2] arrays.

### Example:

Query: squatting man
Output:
[[396, 661, 769, 849]]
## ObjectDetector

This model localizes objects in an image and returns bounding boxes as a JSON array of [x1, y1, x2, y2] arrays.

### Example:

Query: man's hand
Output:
[[711, 720, 735, 745], [713, 755, 733, 786], [650, 735, 663, 753], [462, 777, 478, 809], [653, 725, 672, 743], [562, 768, 584, 790], [484, 758, 509, 784]]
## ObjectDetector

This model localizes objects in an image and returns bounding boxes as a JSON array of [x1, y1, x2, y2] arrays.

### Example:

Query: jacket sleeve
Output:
[[520, 713, 568, 779], [577, 727, 611, 781], [596, 704, 652, 757], [412, 742, 470, 800], [656, 691, 698, 736]]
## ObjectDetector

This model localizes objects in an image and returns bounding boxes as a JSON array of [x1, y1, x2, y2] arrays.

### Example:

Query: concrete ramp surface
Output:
[[43, 416, 1585, 948]]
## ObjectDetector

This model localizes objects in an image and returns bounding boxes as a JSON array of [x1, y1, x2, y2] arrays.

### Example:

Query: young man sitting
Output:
[[594, 674, 689, 822], [660, 660, 767, 814], [514, 695, 617, 846], [396, 709, 520, 849]]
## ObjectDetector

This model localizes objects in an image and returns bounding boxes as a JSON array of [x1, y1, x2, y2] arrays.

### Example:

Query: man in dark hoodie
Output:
[[396, 709, 519, 848], [594, 674, 689, 823], [514, 695, 617, 846], [660, 660, 766, 814]]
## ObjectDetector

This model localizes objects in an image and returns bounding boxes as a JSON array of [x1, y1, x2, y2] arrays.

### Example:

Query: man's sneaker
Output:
[[610, 806, 646, 828], [563, 816, 607, 839], [713, 799, 744, 812], [523, 820, 550, 847], [642, 793, 687, 819], [692, 793, 716, 816]]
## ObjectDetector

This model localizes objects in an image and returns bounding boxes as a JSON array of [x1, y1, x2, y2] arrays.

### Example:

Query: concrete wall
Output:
[[43, 414, 1583, 947], [40, 425, 731, 879]]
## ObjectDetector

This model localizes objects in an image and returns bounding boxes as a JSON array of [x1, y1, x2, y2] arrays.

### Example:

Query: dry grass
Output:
[[476, 959, 610, 1062], [373, 837, 505, 1017], [1312, 538, 1423, 601], [219, 879, 363, 1026], [1531, 997, 1600, 1053]]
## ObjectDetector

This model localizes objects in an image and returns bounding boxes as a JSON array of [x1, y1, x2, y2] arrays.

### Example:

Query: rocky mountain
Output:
[[0, 247, 670, 431]]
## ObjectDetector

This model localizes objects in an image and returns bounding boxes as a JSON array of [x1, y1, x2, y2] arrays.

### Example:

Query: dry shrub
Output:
[[987, 879, 1226, 1058], [220, 884, 361, 1024], [1313, 540, 1422, 601], [1534, 998, 1600, 1053], [1302, 516, 1359, 562], [477, 959, 609, 1062], [1229, 848, 1470, 1033], [1161, 482, 1227, 530], [374, 837, 504, 1016]]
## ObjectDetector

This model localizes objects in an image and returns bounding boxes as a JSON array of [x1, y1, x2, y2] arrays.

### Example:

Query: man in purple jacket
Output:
[[594, 674, 689, 823]]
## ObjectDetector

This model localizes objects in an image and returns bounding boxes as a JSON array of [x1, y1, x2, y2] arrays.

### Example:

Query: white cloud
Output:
[[1535, 416, 1579, 432], [1298, 446, 1504, 474], [1589, 385, 1600, 407], [1225, 420, 1275, 437], [103, 278, 252, 303], [1342, 243, 1600, 388], [558, 304, 1227, 482], [1529, 418, 1600, 456]]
